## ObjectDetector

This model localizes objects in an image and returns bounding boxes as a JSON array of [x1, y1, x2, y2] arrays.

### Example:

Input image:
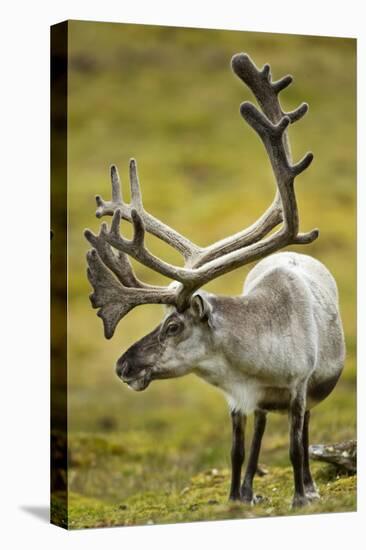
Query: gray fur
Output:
[[117, 252, 345, 416]]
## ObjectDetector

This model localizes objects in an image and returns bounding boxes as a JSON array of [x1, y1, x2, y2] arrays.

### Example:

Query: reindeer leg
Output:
[[229, 411, 246, 501], [303, 410, 320, 500], [289, 385, 309, 508], [240, 410, 267, 503]]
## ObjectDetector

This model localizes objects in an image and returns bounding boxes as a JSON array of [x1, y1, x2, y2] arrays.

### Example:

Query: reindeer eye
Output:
[[166, 322, 181, 337]]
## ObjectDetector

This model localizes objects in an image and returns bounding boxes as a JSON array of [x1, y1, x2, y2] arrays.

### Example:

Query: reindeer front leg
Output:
[[229, 411, 246, 501], [241, 410, 267, 503]]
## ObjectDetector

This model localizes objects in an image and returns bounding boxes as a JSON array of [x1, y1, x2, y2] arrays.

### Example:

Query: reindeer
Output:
[[84, 54, 345, 508]]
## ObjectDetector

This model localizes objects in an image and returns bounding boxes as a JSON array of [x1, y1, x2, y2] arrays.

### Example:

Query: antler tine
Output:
[[129, 159, 143, 212], [111, 164, 123, 203], [272, 74, 293, 95], [95, 165, 123, 218]]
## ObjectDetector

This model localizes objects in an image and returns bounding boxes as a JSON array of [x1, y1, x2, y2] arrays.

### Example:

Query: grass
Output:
[[63, 466, 356, 529], [53, 419, 356, 528], [57, 20, 357, 528]]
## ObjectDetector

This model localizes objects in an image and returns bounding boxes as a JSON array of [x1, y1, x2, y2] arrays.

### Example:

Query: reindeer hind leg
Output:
[[303, 410, 320, 500], [289, 384, 310, 508]]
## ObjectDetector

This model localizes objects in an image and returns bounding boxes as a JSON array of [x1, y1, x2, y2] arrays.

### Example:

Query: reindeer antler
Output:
[[94, 160, 201, 263], [84, 217, 178, 338], [85, 53, 318, 336]]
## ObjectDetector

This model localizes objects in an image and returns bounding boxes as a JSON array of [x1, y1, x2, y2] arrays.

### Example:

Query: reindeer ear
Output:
[[190, 293, 212, 322]]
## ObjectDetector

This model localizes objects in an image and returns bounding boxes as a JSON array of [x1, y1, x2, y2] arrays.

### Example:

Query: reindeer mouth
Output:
[[123, 369, 152, 392]]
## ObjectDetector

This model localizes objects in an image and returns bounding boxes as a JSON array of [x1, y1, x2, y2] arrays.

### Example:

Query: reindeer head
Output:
[[114, 293, 215, 391], [84, 53, 318, 391]]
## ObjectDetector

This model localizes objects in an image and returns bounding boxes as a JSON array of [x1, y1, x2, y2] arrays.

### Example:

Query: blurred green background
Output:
[[65, 21, 356, 528]]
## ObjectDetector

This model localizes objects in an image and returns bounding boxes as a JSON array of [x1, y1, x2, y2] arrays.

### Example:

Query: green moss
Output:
[[66, 456, 356, 529], [65, 372, 356, 528]]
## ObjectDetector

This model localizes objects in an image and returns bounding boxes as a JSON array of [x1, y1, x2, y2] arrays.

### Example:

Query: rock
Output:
[[257, 464, 269, 476], [309, 440, 356, 473]]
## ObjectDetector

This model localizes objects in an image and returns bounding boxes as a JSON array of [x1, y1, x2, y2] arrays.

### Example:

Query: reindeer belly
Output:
[[257, 386, 291, 412], [255, 368, 343, 413], [307, 368, 343, 408], [204, 362, 343, 414]]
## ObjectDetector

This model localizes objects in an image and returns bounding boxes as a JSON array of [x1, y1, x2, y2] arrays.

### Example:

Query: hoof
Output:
[[306, 489, 320, 501], [251, 494, 264, 505], [228, 493, 241, 502], [241, 493, 264, 505], [292, 494, 310, 508], [305, 485, 320, 501]]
